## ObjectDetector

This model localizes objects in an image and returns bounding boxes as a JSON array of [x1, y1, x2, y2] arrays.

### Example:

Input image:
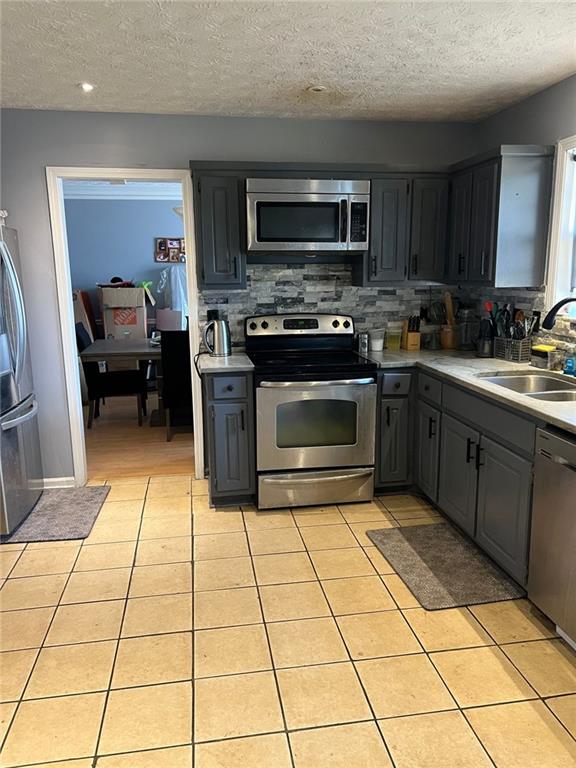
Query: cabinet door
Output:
[[209, 402, 251, 495], [368, 179, 409, 282], [409, 178, 449, 281], [378, 398, 409, 484], [448, 172, 472, 281], [469, 161, 499, 283], [476, 436, 532, 585], [438, 415, 479, 536], [416, 401, 441, 502], [198, 176, 244, 288]]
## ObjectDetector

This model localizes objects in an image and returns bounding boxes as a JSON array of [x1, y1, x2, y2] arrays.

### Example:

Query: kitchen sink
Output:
[[479, 372, 576, 394], [526, 391, 576, 402]]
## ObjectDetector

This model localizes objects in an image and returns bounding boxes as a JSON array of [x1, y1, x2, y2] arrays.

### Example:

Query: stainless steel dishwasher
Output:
[[528, 428, 576, 645]]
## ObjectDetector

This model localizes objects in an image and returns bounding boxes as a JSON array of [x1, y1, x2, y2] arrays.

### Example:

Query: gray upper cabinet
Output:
[[415, 400, 441, 502], [448, 146, 553, 287], [378, 397, 409, 485], [366, 179, 409, 283], [197, 176, 246, 289], [476, 436, 532, 585], [408, 178, 449, 281], [468, 161, 499, 282], [438, 414, 479, 537], [447, 172, 473, 281]]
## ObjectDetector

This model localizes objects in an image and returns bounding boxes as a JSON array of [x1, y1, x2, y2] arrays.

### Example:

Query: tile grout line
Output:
[[90, 479, 152, 766], [299, 514, 402, 768], [0, 516, 99, 760]]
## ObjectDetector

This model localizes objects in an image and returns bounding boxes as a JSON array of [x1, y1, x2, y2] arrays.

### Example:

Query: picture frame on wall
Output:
[[155, 237, 186, 263]]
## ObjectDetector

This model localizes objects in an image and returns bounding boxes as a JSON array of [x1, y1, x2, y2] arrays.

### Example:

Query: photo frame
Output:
[[155, 237, 186, 263]]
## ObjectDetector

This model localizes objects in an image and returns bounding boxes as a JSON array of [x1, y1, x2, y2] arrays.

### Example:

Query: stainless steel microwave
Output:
[[246, 178, 370, 252]]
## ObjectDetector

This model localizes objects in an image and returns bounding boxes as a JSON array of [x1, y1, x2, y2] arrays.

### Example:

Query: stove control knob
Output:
[[343, 320, 351, 329], [332, 320, 340, 328], [249, 322, 257, 331], [261, 321, 269, 330]]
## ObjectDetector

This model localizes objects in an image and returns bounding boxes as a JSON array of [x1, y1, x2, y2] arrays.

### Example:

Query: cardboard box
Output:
[[100, 287, 147, 340]]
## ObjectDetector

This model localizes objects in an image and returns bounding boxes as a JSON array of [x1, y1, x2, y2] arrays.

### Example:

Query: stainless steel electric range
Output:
[[245, 313, 378, 509]]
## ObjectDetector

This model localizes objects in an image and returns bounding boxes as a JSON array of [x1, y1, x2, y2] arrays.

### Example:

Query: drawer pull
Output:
[[226, 384, 234, 392]]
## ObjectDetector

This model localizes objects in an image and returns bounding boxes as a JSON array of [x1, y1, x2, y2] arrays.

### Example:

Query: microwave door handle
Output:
[[340, 199, 348, 242]]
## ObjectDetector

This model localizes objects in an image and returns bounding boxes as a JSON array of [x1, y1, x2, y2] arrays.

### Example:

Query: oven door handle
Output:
[[259, 378, 375, 388], [261, 469, 373, 485]]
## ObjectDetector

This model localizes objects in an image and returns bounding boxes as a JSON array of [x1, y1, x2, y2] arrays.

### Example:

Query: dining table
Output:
[[79, 338, 164, 425]]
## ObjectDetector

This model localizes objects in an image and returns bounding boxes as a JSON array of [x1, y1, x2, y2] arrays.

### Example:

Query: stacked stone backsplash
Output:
[[198, 263, 576, 353], [199, 264, 453, 343]]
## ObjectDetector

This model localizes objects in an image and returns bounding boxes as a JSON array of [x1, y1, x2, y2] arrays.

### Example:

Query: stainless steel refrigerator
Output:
[[0, 224, 43, 535]]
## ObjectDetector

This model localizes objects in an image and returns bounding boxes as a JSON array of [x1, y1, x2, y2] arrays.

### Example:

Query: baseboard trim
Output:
[[42, 476, 76, 489]]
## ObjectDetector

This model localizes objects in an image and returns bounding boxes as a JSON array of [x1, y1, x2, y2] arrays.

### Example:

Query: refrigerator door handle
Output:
[[0, 240, 27, 385], [1, 398, 38, 431]]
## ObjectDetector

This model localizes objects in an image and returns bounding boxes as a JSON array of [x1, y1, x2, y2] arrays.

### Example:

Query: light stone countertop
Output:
[[364, 349, 576, 436], [197, 349, 576, 436], [196, 351, 254, 373]]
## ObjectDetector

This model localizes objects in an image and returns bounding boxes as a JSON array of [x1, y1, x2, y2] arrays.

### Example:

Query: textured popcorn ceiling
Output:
[[2, 1, 575, 121]]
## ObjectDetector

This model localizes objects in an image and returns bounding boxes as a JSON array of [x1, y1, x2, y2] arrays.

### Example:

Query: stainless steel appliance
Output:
[[245, 313, 377, 509], [528, 428, 576, 645], [203, 319, 232, 357], [246, 179, 370, 252], [0, 218, 43, 535]]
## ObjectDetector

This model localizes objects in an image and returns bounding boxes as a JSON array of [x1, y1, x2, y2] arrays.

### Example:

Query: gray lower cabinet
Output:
[[437, 415, 479, 537], [476, 436, 532, 585], [204, 373, 255, 502], [415, 400, 441, 502], [378, 397, 409, 485]]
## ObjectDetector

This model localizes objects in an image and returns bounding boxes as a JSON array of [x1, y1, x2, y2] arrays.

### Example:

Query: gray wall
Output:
[[477, 74, 576, 148], [65, 198, 184, 317], [0, 109, 478, 480], [1, 72, 574, 480]]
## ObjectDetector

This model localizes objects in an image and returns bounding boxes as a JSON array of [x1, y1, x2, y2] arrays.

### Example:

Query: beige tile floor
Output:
[[1, 480, 575, 767]]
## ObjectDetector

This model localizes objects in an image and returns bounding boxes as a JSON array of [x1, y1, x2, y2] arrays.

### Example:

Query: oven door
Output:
[[256, 378, 377, 471], [247, 193, 348, 252]]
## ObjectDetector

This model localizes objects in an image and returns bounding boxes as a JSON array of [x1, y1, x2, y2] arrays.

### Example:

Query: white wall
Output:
[[0, 109, 478, 479]]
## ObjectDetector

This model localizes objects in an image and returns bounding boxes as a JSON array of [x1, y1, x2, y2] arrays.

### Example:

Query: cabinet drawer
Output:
[[209, 375, 248, 400], [380, 373, 412, 396], [443, 384, 536, 456], [418, 373, 442, 405]]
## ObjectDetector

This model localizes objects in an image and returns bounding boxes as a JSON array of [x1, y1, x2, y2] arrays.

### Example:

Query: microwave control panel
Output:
[[350, 202, 368, 243]]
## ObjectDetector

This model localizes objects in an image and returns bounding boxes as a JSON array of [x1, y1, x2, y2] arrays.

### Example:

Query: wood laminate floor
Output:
[[84, 394, 194, 480]]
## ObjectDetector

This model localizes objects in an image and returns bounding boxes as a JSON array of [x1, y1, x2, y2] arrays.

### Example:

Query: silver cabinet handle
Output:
[[1, 399, 38, 431], [261, 469, 373, 485], [260, 378, 375, 388]]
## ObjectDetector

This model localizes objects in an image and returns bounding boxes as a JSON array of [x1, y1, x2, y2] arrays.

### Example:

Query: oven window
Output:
[[276, 400, 357, 448], [256, 202, 340, 243]]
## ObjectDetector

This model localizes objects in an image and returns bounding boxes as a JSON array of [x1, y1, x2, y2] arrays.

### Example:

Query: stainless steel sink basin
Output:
[[479, 372, 576, 394], [526, 391, 576, 402]]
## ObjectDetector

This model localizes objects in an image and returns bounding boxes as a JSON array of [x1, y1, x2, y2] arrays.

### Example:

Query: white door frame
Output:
[[45, 166, 204, 484]]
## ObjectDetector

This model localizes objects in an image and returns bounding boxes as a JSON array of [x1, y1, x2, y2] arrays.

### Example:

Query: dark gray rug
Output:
[[367, 522, 525, 610], [1, 486, 110, 543]]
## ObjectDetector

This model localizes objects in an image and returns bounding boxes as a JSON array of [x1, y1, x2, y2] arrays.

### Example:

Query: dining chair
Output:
[[160, 330, 193, 441], [76, 323, 148, 427]]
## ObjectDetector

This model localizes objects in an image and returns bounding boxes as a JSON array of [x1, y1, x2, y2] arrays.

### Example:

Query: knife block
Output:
[[401, 321, 421, 351]]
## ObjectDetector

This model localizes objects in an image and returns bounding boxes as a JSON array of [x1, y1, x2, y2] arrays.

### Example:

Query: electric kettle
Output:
[[203, 319, 231, 357]]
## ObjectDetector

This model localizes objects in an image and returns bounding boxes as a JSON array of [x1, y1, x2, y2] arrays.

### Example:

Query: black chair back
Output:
[[161, 331, 192, 410]]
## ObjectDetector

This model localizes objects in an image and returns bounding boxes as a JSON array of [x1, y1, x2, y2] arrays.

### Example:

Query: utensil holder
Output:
[[494, 337, 532, 364]]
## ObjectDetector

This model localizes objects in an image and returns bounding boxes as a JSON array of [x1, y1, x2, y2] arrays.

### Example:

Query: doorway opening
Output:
[[46, 168, 203, 485]]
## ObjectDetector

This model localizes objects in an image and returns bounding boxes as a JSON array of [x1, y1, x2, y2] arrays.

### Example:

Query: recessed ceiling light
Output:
[[78, 82, 95, 93], [306, 85, 327, 93]]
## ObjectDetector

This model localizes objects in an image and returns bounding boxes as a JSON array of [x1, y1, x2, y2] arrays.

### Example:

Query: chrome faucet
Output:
[[542, 298, 576, 330]]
